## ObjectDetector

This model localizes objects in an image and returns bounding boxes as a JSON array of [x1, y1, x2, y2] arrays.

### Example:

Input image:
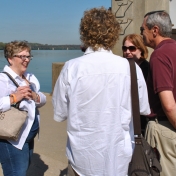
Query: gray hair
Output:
[[145, 10, 172, 37]]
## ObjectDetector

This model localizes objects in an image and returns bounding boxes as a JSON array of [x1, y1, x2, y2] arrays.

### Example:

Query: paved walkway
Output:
[[0, 93, 68, 176]]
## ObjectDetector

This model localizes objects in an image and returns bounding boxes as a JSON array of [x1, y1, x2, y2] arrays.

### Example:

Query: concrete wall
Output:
[[170, 0, 176, 29], [52, 63, 64, 94], [111, 0, 169, 57]]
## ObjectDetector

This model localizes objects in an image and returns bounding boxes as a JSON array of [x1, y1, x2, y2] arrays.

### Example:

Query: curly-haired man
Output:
[[53, 7, 150, 176]]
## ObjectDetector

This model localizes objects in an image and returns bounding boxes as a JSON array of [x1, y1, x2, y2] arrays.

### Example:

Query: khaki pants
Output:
[[145, 120, 176, 176], [67, 163, 79, 176]]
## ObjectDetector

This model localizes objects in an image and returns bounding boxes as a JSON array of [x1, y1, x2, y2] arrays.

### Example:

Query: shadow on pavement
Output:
[[59, 167, 68, 176], [27, 153, 48, 176]]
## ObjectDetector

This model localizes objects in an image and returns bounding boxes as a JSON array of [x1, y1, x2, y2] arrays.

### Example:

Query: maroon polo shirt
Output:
[[147, 39, 176, 116]]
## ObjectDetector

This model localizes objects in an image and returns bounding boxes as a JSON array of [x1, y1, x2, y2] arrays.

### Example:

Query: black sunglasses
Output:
[[122, 46, 137, 52], [140, 27, 145, 33]]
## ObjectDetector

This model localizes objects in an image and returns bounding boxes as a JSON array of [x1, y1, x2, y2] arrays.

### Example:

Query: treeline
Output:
[[0, 42, 81, 50], [0, 42, 5, 50]]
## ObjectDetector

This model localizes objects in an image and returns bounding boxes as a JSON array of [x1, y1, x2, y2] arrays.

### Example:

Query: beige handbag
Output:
[[0, 72, 27, 141], [0, 107, 27, 141]]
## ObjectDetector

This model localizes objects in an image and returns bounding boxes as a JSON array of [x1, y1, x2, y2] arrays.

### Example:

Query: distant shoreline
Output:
[[0, 49, 81, 50], [0, 42, 81, 50]]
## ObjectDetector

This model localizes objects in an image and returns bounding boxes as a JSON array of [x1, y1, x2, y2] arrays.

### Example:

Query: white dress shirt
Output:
[[53, 47, 150, 176], [0, 65, 46, 149]]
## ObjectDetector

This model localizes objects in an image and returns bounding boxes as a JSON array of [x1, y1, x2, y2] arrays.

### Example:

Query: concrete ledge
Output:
[[52, 63, 65, 94]]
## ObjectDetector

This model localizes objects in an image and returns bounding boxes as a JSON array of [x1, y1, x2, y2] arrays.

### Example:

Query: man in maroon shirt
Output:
[[141, 11, 176, 176]]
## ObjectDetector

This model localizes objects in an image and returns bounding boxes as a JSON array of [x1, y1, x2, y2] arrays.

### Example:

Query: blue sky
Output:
[[0, 0, 111, 45]]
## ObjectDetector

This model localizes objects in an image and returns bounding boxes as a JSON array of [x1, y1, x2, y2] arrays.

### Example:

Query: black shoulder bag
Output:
[[127, 59, 162, 176]]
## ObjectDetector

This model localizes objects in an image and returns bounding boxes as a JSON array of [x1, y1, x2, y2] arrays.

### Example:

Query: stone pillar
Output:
[[111, 0, 169, 57], [52, 62, 64, 94]]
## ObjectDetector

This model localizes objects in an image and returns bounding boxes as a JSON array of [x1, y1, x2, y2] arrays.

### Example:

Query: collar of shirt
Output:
[[84, 47, 113, 55], [155, 39, 176, 50], [3, 65, 21, 80], [3, 65, 36, 88]]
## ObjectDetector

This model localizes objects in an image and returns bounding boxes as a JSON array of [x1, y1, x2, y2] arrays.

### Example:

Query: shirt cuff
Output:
[[1, 96, 11, 112], [36, 92, 46, 107]]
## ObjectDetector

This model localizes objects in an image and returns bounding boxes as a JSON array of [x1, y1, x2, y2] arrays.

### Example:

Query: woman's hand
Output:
[[14, 86, 32, 102], [10, 86, 40, 104]]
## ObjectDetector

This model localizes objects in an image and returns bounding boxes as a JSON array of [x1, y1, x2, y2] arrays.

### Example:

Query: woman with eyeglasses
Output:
[[0, 41, 46, 176], [122, 34, 149, 81], [122, 34, 149, 136]]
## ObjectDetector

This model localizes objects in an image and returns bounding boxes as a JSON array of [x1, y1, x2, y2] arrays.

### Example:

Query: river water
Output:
[[0, 50, 83, 93]]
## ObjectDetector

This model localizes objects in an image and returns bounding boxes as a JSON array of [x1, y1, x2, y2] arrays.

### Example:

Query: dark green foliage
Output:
[[0, 42, 6, 50], [0, 42, 81, 50]]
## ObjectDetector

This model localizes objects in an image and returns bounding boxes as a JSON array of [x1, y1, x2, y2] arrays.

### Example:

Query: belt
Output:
[[148, 116, 168, 121]]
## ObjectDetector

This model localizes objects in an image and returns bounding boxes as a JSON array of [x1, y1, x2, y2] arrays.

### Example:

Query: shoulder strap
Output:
[[127, 59, 141, 136], [2, 72, 19, 88]]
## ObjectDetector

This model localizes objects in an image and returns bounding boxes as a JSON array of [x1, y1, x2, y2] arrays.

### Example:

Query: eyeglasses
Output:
[[140, 27, 145, 34], [13, 55, 33, 61], [122, 46, 137, 52]]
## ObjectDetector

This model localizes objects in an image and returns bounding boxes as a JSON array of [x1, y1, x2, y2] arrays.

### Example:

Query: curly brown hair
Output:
[[122, 34, 148, 59], [80, 7, 120, 51], [4, 40, 31, 60]]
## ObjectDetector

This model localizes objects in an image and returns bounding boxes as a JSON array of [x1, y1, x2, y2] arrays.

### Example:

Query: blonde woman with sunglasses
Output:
[[122, 34, 149, 136], [122, 34, 149, 81]]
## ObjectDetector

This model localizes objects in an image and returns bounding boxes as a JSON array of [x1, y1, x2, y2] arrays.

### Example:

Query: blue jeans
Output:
[[0, 139, 34, 176], [0, 114, 39, 176]]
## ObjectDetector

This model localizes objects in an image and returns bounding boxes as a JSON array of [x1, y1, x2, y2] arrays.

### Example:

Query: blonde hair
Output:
[[80, 7, 120, 51], [4, 40, 31, 60]]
